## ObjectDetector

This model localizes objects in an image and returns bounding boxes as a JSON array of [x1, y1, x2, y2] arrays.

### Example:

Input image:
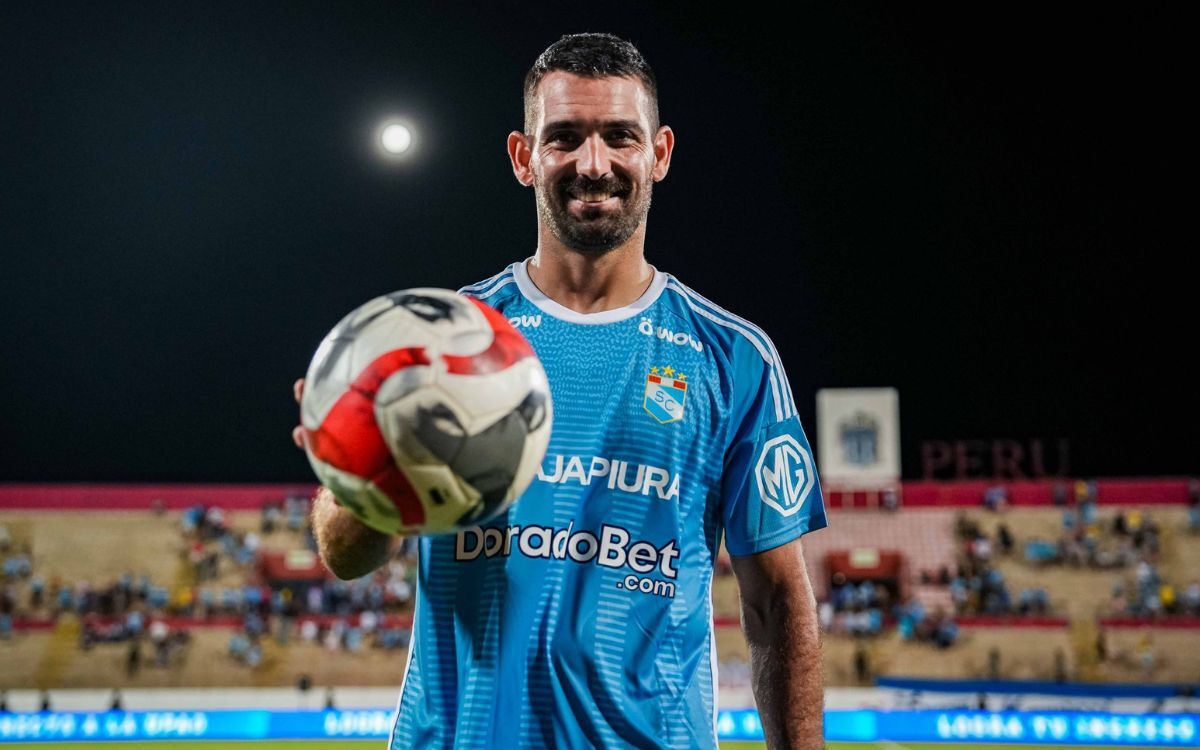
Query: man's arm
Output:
[[293, 378, 399, 580], [729, 537, 823, 750]]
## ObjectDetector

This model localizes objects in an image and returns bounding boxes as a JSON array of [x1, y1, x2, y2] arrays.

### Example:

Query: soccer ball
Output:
[[298, 289, 553, 536]]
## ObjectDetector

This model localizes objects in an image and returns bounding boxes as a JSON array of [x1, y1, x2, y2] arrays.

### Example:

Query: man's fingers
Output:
[[292, 379, 307, 450]]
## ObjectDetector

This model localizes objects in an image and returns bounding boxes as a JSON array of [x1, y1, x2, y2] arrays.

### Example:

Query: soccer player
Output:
[[294, 33, 827, 749]]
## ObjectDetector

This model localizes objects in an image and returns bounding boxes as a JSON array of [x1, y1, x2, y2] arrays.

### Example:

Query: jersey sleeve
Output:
[[719, 335, 828, 556]]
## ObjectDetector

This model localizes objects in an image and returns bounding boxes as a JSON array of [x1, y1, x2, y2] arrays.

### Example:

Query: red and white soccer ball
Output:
[[299, 289, 553, 536]]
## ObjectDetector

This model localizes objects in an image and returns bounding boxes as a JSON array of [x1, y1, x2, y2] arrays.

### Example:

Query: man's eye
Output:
[[548, 132, 577, 144], [608, 131, 635, 142]]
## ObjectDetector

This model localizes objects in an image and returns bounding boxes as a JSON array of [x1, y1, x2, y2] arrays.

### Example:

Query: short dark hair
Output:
[[523, 33, 659, 134]]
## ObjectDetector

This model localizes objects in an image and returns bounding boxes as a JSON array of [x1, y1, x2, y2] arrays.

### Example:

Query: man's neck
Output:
[[527, 230, 655, 315]]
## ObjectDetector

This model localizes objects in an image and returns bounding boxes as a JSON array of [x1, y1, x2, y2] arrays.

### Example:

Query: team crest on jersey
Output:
[[644, 365, 688, 424]]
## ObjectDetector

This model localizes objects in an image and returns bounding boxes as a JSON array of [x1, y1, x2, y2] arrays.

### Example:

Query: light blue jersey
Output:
[[390, 258, 827, 749]]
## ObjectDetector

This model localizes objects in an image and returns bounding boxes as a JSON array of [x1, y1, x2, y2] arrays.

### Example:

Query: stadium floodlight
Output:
[[379, 122, 413, 155]]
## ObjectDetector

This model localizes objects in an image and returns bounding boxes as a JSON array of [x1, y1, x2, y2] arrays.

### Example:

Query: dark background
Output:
[[1, 4, 1191, 482]]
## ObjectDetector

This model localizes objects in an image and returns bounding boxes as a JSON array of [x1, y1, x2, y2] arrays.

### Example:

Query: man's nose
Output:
[[575, 133, 612, 179]]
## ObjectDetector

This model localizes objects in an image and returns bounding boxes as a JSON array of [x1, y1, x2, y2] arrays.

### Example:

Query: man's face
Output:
[[526, 72, 659, 254]]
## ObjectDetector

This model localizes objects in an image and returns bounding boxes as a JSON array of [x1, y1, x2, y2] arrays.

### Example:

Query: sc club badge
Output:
[[644, 365, 687, 424]]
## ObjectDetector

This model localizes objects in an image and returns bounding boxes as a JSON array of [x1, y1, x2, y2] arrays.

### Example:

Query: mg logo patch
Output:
[[754, 435, 816, 516], [644, 365, 688, 424]]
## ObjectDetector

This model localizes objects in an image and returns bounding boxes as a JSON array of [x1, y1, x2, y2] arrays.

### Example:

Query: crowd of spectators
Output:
[[816, 573, 960, 647], [1110, 565, 1200, 618], [1, 525, 35, 639], [818, 573, 889, 637], [1021, 482, 1161, 570], [897, 599, 958, 648], [1, 497, 423, 667], [225, 590, 415, 668], [951, 514, 1050, 617], [181, 505, 264, 580]]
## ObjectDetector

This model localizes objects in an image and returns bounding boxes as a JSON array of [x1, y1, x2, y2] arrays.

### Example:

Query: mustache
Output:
[[558, 176, 630, 196]]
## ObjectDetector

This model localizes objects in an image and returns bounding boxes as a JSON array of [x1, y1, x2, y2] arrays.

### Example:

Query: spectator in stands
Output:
[[181, 505, 203, 534], [1052, 481, 1069, 506], [321, 619, 342, 651], [285, 495, 309, 531], [817, 599, 833, 632], [853, 643, 870, 684], [928, 608, 958, 648], [229, 632, 250, 661], [244, 611, 266, 638], [2, 548, 31, 580], [1138, 632, 1156, 675], [995, 524, 1014, 556], [1053, 648, 1068, 682], [949, 575, 968, 613], [126, 639, 141, 677], [73, 581, 94, 615], [344, 625, 365, 651], [970, 535, 992, 562], [306, 584, 324, 614], [0, 524, 10, 553], [359, 610, 378, 635], [28, 576, 44, 612], [54, 582, 72, 614], [261, 502, 283, 534], [1109, 582, 1129, 615], [0, 585, 15, 618], [245, 637, 263, 667], [149, 620, 170, 666], [1017, 588, 1049, 615], [983, 485, 1008, 512], [1161, 583, 1178, 614], [1075, 479, 1098, 505], [204, 506, 226, 538], [375, 625, 411, 650], [1188, 480, 1200, 533], [1024, 538, 1060, 566], [1184, 580, 1200, 615], [1112, 509, 1129, 537]]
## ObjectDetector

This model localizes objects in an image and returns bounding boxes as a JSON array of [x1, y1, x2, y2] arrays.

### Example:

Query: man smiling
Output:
[[303, 33, 827, 749]]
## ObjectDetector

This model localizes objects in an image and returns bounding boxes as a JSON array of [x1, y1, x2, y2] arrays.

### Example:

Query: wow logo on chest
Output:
[[644, 365, 688, 424]]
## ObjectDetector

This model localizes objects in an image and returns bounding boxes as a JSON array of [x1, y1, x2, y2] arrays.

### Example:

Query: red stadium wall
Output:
[[0, 483, 318, 510], [826, 477, 1192, 509], [1, 478, 1191, 510]]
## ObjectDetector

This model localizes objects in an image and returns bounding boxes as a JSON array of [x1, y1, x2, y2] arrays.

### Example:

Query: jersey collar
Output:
[[513, 256, 667, 325]]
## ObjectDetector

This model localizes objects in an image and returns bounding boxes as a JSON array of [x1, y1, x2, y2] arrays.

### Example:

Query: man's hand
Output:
[[292, 378, 398, 580], [291, 378, 307, 449], [730, 537, 823, 749]]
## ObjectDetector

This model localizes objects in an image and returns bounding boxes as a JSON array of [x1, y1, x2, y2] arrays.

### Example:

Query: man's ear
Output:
[[651, 125, 675, 182], [508, 131, 534, 186]]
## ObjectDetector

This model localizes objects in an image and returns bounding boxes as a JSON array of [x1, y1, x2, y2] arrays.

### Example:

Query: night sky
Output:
[[1, 4, 1191, 483]]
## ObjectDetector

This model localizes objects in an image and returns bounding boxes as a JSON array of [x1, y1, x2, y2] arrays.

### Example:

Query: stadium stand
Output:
[[3, 478, 1199, 698]]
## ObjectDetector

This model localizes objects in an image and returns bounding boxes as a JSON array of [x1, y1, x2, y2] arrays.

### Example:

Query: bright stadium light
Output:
[[380, 123, 413, 154]]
